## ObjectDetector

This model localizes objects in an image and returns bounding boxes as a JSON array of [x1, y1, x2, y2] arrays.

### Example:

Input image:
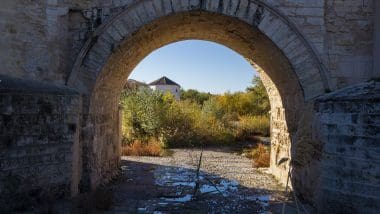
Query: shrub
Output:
[[163, 99, 235, 147], [121, 139, 163, 156], [161, 100, 200, 147], [120, 76, 271, 150], [248, 143, 270, 168], [236, 115, 270, 139], [120, 88, 168, 143]]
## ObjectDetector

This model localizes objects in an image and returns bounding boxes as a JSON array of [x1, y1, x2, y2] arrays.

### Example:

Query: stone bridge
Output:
[[0, 0, 379, 212]]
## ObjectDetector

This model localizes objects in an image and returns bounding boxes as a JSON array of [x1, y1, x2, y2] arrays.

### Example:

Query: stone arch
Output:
[[68, 0, 330, 98], [66, 0, 328, 198]]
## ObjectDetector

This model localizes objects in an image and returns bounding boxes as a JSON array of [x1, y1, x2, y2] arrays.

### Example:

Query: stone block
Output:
[[0, 76, 82, 209]]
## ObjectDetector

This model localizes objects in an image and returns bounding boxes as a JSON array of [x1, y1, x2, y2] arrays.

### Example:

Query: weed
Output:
[[247, 143, 270, 168], [122, 139, 163, 156]]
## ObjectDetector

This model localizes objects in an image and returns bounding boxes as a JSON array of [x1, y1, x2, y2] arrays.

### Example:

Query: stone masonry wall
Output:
[[324, 0, 374, 89], [314, 81, 380, 213], [0, 0, 376, 90], [0, 75, 82, 210]]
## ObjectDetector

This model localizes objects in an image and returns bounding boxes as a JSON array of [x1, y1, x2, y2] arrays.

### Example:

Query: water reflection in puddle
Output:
[[154, 165, 271, 211]]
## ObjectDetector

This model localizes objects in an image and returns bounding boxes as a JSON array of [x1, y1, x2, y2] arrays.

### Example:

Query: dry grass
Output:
[[247, 143, 270, 168], [122, 139, 163, 156]]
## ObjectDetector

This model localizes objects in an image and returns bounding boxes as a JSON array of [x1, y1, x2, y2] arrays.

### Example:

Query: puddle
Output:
[[162, 194, 192, 202], [200, 184, 219, 194], [199, 179, 239, 195], [171, 181, 196, 187], [121, 166, 130, 171], [137, 207, 147, 212], [130, 149, 283, 213], [246, 195, 271, 207]]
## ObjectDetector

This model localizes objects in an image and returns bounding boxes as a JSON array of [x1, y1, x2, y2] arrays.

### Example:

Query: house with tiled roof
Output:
[[149, 76, 181, 100]]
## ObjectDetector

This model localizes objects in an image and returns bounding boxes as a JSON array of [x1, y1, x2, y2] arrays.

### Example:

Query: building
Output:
[[124, 79, 148, 90], [149, 76, 181, 100]]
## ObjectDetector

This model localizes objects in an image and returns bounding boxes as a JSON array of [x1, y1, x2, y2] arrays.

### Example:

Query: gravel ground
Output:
[[104, 148, 298, 214]]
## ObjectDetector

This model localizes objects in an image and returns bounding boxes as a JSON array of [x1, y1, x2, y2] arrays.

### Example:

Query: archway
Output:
[[67, 0, 329, 203]]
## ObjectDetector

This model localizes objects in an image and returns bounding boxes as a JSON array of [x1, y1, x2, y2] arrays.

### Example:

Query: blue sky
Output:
[[129, 40, 257, 94]]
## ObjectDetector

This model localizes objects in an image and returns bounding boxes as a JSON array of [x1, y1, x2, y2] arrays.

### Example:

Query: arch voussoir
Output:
[[258, 15, 284, 39], [105, 26, 123, 44], [220, 0, 240, 16], [270, 23, 291, 45], [202, 0, 220, 12], [235, 0, 259, 24]]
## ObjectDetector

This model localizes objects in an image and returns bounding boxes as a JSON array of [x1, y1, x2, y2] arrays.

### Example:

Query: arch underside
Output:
[[68, 0, 326, 200]]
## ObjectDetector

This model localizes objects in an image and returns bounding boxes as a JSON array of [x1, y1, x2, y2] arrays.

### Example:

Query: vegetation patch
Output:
[[120, 76, 270, 155], [235, 115, 270, 140], [245, 143, 270, 168], [122, 139, 163, 156]]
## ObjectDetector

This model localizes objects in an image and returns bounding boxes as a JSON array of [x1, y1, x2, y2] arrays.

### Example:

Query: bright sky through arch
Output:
[[129, 40, 258, 94]]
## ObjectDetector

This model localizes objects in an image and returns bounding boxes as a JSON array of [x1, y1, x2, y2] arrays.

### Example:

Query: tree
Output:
[[180, 89, 212, 105], [246, 76, 270, 116]]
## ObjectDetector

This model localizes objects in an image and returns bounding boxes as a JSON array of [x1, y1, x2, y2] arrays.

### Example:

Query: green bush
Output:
[[120, 88, 168, 144]]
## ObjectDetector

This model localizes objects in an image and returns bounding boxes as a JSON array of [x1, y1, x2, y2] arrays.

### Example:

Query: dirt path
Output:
[[104, 148, 294, 213]]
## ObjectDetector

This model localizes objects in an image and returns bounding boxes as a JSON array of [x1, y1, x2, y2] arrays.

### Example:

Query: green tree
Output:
[[180, 89, 212, 105], [246, 76, 270, 116]]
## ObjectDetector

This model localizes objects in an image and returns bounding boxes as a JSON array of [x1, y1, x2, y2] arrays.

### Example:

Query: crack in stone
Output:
[[253, 4, 264, 26], [233, 0, 241, 16], [244, 0, 251, 20], [160, 0, 165, 14], [227, 0, 233, 14], [170, 0, 175, 13], [200, 0, 206, 10], [217, 0, 224, 13], [151, 1, 159, 16], [80, 35, 99, 67]]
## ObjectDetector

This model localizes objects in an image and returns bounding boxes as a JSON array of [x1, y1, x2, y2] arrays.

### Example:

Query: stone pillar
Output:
[[374, 0, 380, 79], [314, 82, 380, 213], [0, 75, 82, 210]]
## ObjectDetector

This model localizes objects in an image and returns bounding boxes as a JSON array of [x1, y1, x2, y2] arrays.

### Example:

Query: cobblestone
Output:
[[103, 148, 297, 213]]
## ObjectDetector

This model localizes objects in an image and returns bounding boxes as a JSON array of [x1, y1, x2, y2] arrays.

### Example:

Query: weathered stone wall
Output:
[[80, 105, 121, 191], [0, 0, 101, 83], [324, 0, 374, 88], [314, 81, 380, 213], [72, 7, 309, 193], [0, 0, 378, 212], [0, 75, 82, 210], [0, 0, 376, 90], [374, 0, 380, 79]]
